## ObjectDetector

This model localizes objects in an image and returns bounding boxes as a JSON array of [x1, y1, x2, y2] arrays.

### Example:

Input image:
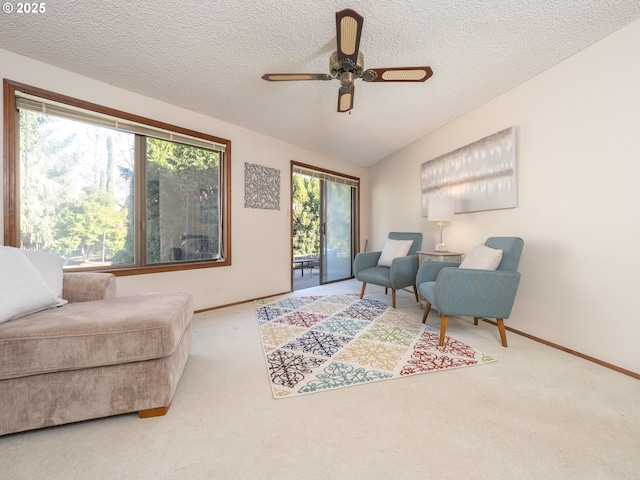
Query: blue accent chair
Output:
[[417, 237, 524, 347], [354, 232, 423, 308]]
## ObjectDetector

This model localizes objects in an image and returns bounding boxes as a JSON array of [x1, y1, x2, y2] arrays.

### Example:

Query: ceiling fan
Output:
[[262, 8, 433, 113]]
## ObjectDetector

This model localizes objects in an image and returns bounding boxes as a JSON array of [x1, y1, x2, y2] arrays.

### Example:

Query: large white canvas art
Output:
[[421, 127, 517, 215]]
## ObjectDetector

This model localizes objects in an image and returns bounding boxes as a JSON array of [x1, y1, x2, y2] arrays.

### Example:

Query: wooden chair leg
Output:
[[413, 284, 419, 302], [391, 289, 396, 308], [497, 318, 508, 347], [474, 317, 479, 325], [360, 283, 367, 299], [422, 302, 432, 324], [439, 315, 448, 346]]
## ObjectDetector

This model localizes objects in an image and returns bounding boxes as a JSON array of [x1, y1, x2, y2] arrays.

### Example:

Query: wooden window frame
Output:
[[3, 79, 232, 276]]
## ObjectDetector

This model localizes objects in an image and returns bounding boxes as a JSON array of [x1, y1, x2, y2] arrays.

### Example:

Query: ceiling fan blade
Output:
[[362, 67, 434, 82], [262, 73, 333, 81], [335, 9, 363, 65], [337, 85, 354, 113]]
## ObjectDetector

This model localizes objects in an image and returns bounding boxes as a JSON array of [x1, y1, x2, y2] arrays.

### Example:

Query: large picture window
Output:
[[3, 80, 231, 274]]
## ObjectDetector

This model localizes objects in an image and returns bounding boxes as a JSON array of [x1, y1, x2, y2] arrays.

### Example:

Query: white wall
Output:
[[367, 19, 640, 374], [0, 49, 369, 311]]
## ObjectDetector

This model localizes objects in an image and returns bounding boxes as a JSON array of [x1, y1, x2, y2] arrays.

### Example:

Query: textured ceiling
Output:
[[2, 1, 639, 166]]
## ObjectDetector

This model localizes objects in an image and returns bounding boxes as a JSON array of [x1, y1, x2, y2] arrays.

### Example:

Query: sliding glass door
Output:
[[321, 180, 355, 283], [292, 163, 358, 288]]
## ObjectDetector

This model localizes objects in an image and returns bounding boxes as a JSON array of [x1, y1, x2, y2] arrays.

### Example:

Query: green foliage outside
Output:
[[55, 187, 128, 262], [292, 174, 320, 256], [18, 110, 219, 266], [292, 174, 353, 259], [19, 111, 74, 252], [145, 139, 220, 263]]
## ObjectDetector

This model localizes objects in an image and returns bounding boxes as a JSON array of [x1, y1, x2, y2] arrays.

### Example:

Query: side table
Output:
[[417, 251, 463, 264]]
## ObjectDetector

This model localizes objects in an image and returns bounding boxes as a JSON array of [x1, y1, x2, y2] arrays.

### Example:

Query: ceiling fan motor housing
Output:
[[330, 50, 365, 85]]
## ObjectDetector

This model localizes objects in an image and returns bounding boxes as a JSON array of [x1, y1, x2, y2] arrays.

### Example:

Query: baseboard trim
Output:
[[194, 291, 291, 314], [481, 318, 640, 380]]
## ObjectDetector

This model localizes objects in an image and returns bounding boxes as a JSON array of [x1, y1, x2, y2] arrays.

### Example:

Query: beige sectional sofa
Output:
[[0, 271, 193, 436]]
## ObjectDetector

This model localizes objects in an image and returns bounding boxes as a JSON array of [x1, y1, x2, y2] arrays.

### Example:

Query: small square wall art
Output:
[[245, 162, 280, 210]]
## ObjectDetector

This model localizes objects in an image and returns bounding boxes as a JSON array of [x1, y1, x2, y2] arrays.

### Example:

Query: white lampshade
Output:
[[428, 197, 455, 221]]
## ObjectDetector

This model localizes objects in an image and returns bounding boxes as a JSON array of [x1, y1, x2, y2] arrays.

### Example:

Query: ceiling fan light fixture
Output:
[[340, 71, 354, 87]]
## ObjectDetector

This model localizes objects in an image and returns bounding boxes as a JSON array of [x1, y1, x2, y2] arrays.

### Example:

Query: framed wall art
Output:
[[245, 162, 280, 210]]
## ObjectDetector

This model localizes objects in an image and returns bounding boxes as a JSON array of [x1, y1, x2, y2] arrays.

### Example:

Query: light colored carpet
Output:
[[1, 279, 640, 479], [256, 294, 493, 397]]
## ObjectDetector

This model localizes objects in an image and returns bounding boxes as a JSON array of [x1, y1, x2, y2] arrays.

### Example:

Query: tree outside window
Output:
[[4, 80, 231, 273]]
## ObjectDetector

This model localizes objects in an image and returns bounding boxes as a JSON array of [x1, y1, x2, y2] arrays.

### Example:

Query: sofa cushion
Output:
[[0, 292, 193, 380], [21, 249, 65, 297], [0, 247, 66, 325]]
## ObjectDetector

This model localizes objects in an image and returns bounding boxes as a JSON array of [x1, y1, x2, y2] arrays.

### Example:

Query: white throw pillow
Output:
[[377, 239, 413, 267], [0, 246, 67, 324], [21, 249, 65, 297], [459, 244, 503, 270]]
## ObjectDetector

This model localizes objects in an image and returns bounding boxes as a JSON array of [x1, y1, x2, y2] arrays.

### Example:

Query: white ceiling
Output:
[[2, 1, 640, 166]]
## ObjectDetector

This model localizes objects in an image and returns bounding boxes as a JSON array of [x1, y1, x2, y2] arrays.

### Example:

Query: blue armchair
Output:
[[417, 237, 524, 347], [354, 232, 423, 308]]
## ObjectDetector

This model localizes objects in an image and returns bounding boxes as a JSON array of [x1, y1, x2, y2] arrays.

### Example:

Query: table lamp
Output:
[[428, 196, 455, 252]]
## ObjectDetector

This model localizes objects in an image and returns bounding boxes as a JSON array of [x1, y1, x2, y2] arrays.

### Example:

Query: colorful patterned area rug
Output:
[[255, 294, 495, 398]]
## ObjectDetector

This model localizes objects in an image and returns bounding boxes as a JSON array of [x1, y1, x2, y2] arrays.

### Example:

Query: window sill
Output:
[[64, 259, 230, 276]]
